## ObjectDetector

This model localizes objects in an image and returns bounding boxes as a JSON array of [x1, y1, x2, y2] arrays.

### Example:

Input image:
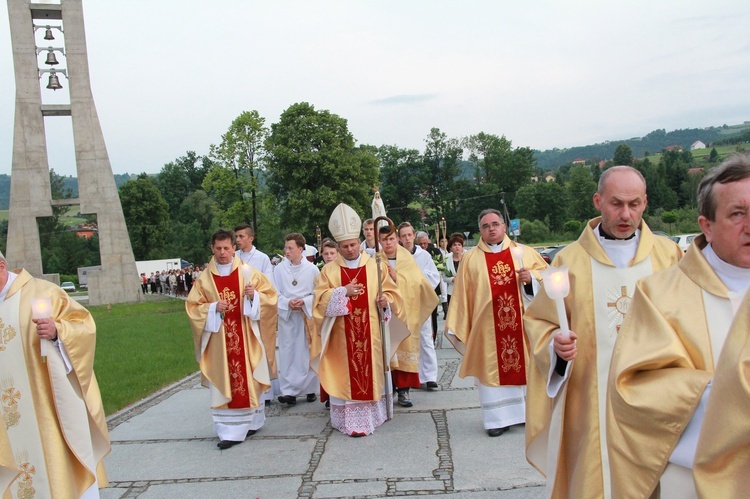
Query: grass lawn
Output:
[[90, 297, 197, 415]]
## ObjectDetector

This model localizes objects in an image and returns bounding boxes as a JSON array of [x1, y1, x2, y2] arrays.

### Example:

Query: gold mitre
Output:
[[328, 203, 361, 242]]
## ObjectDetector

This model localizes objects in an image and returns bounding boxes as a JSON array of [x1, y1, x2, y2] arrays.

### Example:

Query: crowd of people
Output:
[[3, 153, 750, 498], [139, 267, 203, 297]]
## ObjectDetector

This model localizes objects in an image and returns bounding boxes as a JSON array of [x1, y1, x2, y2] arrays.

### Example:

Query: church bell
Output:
[[46, 71, 62, 90], [45, 50, 59, 65], [44, 26, 55, 40]]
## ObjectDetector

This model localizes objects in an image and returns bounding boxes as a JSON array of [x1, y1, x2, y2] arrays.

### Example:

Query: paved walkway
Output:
[[102, 318, 544, 498]]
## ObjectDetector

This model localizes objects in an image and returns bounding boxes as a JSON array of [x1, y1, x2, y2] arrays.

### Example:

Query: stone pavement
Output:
[[102, 318, 545, 498]]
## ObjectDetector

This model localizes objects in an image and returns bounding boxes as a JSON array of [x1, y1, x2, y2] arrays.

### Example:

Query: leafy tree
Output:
[[661, 210, 678, 233], [565, 165, 598, 221], [421, 128, 462, 221], [613, 144, 633, 166], [709, 147, 719, 163], [463, 132, 534, 217], [155, 151, 212, 217], [209, 110, 268, 235], [177, 190, 218, 231], [377, 145, 423, 223], [515, 181, 566, 232], [120, 177, 170, 260], [265, 102, 378, 234], [519, 219, 550, 244], [563, 220, 582, 233]]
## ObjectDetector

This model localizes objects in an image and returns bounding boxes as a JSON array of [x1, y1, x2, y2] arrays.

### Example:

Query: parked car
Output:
[[652, 230, 679, 243], [537, 246, 559, 264], [60, 281, 76, 292], [674, 234, 699, 252], [544, 244, 567, 264]]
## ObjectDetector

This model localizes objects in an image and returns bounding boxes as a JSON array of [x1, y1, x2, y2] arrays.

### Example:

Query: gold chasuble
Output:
[[311, 252, 405, 402], [524, 219, 682, 499], [0, 270, 110, 499], [445, 237, 547, 385], [608, 235, 736, 499], [694, 290, 750, 498], [186, 256, 277, 408], [383, 245, 438, 374]]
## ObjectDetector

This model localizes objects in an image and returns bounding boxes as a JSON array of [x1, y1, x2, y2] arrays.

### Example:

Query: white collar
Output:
[[0, 271, 18, 302], [703, 243, 750, 294]]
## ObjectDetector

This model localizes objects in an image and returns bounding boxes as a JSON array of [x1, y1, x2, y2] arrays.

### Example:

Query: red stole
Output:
[[484, 249, 526, 385], [212, 269, 251, 409], [341, 265, 374, 401]]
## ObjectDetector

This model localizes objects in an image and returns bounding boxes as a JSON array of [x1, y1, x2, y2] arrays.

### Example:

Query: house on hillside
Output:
[[572, 158, 586, 165], [688, 168, 704, 175], [665, 145, 683, 151], [691, 140, 706, 150]]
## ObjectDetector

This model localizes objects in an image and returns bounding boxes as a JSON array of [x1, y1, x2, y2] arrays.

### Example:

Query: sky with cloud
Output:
[[1, 0, 749, 177]]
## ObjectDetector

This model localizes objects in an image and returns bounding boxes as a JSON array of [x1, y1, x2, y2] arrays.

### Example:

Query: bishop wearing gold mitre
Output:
[[0, 251, 110, 498], [311, 203, 406, 437], [186, 228, 278, 450]]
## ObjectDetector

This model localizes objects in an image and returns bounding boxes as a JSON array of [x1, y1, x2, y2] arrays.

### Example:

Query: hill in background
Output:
[[533, 122, 750, 170]]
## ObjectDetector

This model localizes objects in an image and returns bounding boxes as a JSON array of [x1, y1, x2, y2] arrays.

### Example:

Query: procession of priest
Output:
[[3, 153, 750, 497]]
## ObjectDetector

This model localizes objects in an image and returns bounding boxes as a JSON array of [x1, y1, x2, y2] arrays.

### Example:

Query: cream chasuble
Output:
[[0, 270, 110, 499], [524, 218, 682, 499], [608, 236, 739, 499], [693, 290, 750, 498], [382, 245, 438, 374]]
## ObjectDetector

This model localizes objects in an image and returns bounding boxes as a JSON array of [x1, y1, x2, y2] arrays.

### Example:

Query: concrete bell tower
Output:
[[6, 0, 140, 305]]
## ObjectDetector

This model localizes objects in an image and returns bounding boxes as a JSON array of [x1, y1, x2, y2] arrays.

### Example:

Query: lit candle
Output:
[[31, 297, 52, 360], [241, 263, 252, 283], [510, 245, 525, 270], [541, 266, 571, 338]]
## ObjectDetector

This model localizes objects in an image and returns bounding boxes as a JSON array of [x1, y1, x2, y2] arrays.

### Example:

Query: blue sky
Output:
[[1, 0, 749, 177]]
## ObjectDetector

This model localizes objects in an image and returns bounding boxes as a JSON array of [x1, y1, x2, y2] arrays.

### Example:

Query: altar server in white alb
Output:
[[274, 233, 320, 405], [235, 223, 274, 281]]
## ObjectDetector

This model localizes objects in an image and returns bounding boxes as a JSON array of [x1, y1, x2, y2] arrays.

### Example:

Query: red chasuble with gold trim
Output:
[[341, 266, 374, 401], [484, 249, 526, 385], [212, 269, 251, 409]]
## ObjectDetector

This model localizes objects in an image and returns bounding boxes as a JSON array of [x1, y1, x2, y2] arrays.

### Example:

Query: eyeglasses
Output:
[[480, 222, 504, 231]]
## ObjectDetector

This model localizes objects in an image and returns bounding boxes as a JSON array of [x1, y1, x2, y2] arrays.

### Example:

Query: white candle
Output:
[[31, 297, 52, 359], [541, 266, 571, 338], [241, 263, 252, 283], [510, 245, 525, 269]]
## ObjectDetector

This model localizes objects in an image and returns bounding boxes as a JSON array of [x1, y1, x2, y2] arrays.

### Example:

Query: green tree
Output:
[[120, 177, 170, 260], [421, 128, 462, 220], [155, 151, 212, 217], [265, 102, 378, 234], [463, 132, 534, 217], [377, 145, 423, 223], [209, 110, 268, 235], [709, 147, 719, 163], [661, 210, 678, 233], [613, 144, 633, 166], [565, 165, 597, 221]]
